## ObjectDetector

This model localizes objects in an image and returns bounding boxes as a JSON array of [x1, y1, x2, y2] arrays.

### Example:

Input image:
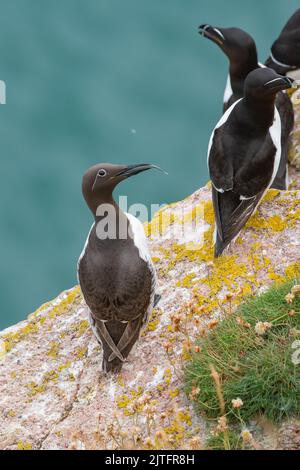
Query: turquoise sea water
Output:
[[0, 0, 299, 329]]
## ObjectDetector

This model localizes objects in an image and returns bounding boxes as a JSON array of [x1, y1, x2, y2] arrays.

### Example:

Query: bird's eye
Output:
[[98, 169, 107, 178]]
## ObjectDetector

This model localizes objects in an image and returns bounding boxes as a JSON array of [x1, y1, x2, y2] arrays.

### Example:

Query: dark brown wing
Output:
[[214, 189, 265, 257], [78, 241, 153, 322], [78, 232, 157, 372], [208, 126, 234, 193]]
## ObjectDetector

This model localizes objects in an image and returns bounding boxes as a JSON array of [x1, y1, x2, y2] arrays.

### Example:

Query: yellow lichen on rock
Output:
[[290, 97, 300, 169], [285, 262, 300, 278], [1, 286, 82, 355], [0, 166, 299, 450], [262, 189, 281, 203], [17, 441, 32, 450]]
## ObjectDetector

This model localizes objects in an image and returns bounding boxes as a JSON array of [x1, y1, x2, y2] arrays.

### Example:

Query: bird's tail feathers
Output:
[[214, 232, 228, 257], [95, 317, 143, 373]]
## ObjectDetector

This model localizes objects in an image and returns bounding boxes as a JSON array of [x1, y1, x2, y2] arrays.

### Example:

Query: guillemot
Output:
[[265, 8, 300, 79], [207, 68, 295, 257], [78, 163, 163, 373], [198, 24, 295, 190]]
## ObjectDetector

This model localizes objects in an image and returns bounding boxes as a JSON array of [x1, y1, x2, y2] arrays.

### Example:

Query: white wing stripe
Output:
[[77, 223, 95, 282]]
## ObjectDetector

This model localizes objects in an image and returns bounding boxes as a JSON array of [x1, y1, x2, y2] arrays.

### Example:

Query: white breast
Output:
[[125, 213, 153, 264], [223, 74, 233, 105], [269, 106, 282, 184], [77, 223, 95, 281]]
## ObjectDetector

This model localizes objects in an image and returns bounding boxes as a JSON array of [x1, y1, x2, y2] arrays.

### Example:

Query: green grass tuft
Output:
[[205, 431, 242, 450], [185, 279, 300, 423]]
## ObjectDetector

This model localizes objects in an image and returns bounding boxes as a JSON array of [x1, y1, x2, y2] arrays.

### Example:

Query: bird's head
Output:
[[266, 8, 300, 74], [198, 25, 257, 63], [244, 67, 296, 100], [265, 34, 300, 74], [82, 163, 166, 213]]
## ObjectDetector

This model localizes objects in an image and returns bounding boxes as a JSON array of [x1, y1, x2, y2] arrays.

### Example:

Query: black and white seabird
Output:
[[78, 163, 163, 373], [198, 24, 295, 190], [199, 25, 259, 110], [265, 8, 300, 78], [207, 68, 295, 257]]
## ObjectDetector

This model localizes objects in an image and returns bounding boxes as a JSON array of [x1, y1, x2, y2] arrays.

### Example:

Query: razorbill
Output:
[[198, 24, 295, 190], [78, 163, 163, 373], [207, 68, 295, 257], [265, 8, 300, 79], [199, 25, 259, 110]]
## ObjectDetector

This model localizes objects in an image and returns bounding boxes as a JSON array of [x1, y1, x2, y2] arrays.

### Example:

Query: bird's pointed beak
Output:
[[115, 164, 168, 179], [198, 24, 225, 46], [264, 75, 297, 91]]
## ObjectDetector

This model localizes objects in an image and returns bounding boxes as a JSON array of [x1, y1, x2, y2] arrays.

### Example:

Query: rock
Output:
[[0, 184, 299, 450], [289, 93, 300, 169], [0, 102, 300, 451], [277, 421, 300, 450]]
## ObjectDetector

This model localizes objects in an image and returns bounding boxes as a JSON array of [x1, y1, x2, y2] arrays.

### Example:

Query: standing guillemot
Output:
[[207, 68, 295, 257], [78, 163, 163, 373], [198, 24, 295, 190], [265, 9, 300, 79]]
